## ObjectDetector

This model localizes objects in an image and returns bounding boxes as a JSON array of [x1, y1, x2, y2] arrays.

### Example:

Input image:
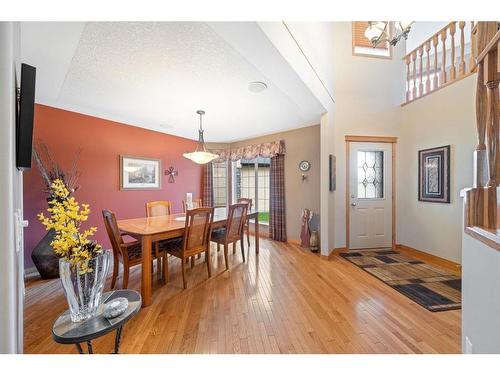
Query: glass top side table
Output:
[[52, 289, 141, 354]]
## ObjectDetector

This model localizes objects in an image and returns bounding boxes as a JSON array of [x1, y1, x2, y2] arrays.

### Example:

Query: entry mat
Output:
[[340, 249, 461, 312]]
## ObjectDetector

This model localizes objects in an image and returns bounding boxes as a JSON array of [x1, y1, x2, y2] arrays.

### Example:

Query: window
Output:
[[232, 157, 271, 224], [357, 150, 384, 199], [352, 21, 392, 59], [212, 162, 227, 207]]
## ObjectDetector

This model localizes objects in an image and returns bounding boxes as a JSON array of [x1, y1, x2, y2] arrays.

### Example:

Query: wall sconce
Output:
[[302, 173, 308, 182]]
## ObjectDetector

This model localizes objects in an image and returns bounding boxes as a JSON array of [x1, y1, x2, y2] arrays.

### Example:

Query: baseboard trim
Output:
[[333, 247, 348, 254], [319, 248, 347, 260], [287, 239, 322, 254], [24, 266, 41, 281], [248, 225, 270, 238], [287, 239, 339, 258], [284, 241, 461, 273], [396, 244, 462, 275]]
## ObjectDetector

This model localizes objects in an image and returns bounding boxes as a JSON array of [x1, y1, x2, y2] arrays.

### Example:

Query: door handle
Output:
[[351, 202, 357, 207]]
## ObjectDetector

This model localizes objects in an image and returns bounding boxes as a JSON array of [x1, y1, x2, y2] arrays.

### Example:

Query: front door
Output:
[[349, 142, 392, 249]]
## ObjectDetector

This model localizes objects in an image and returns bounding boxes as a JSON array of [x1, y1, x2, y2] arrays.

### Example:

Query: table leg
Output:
[[114, 326, 123, 354], [141, 235, 153, 307], [75, 342, 84, 354], [255, 214, 259, 254], [86, 341, 93, 354]]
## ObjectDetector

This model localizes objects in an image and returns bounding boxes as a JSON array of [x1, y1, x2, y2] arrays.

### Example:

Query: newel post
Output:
[[484, 50, 499, 189], [474, 62, 489, 187]]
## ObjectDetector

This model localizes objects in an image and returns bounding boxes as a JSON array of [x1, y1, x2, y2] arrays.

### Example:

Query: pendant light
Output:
[[364, 21, 414, 48], [183, 110, 219, 164]]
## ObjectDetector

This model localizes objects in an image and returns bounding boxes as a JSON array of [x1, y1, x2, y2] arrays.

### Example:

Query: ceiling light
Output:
[[183, 110, 218, 165], [248, 81, 268, 93], [365, 21, 414, 48]]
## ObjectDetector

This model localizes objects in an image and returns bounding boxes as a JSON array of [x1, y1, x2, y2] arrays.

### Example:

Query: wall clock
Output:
[[299, 160, 311, 172]]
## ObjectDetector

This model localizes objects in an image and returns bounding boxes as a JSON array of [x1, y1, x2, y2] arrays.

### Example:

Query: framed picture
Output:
[[418, 145, 450, 203], [120, 155, 162, 190]]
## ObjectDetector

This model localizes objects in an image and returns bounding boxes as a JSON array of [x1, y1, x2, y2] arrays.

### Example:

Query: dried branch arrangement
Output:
[[33, 141, 82, 197]]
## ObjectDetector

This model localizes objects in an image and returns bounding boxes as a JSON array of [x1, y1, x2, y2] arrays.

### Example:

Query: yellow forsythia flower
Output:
[[38, 178, 102, 274]]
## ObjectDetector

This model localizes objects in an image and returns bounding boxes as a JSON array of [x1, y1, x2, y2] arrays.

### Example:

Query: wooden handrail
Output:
[[403, 21, 476, 104], [403, 22, 456, 61], [476, 28, 500, 63]]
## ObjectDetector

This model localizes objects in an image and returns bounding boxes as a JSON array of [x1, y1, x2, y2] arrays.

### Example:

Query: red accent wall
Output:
[[24, 104, 202, 268]]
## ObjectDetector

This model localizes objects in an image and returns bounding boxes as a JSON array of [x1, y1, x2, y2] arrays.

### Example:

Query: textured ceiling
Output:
[[21, 22, 324, 142]]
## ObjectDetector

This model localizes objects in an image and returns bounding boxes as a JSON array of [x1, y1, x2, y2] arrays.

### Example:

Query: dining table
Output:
[[117, 207, 260, 307]]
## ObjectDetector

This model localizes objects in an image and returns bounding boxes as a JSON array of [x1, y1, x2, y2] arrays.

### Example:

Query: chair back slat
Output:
[[226, 203, 248, 241], [183, 207, 214, 255], [146, 200, 172, 217], [237, 198, 253, 211], [102, 209, 124, 258], [182, 198, 203, 213]]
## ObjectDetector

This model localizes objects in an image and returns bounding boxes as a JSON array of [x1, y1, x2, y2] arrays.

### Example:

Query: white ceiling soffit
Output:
[[20, 22, 325, 142], [206, 22, 326, 122], [257, 22, 335, 111], [20, 22, 86, 104]]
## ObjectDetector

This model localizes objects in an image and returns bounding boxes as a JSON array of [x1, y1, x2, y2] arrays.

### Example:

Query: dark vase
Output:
[[31, 228, 60, 279]]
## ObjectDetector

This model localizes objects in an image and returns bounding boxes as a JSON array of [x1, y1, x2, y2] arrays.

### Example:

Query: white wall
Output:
[[0, 21, 23, 354], [258, 22, 336, 255], [332, 22, 405, 249], [282, 22, 336, 253], [399, 75, 476, 263], [462, 232, 500, 353], [330, 22, 476, 263], [282, 22, 335, 102]]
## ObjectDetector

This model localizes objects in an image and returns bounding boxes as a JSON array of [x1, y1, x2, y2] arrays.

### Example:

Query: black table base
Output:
[[113, 326, 123, 354], [73, 326, 123, 354]]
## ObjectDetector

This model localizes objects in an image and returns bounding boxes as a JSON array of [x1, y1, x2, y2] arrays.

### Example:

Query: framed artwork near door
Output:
[[418, 145, 450, 203], [120, 155, 162, 190]]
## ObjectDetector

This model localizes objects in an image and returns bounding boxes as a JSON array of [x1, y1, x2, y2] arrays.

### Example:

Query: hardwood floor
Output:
[[24, 238, 461, 354]]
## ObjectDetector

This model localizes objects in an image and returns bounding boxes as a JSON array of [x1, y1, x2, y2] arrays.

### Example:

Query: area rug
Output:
[[340, 249, 461, 312]]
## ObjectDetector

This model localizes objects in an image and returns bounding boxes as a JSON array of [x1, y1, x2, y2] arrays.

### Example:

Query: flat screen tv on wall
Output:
[[16, 63, 36, 170]]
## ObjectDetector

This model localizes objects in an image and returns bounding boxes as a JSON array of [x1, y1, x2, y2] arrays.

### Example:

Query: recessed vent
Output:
[[248, 81, 268, 93]]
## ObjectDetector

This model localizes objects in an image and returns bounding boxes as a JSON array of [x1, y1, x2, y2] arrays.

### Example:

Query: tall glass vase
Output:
[[59, 250, 111, 322]]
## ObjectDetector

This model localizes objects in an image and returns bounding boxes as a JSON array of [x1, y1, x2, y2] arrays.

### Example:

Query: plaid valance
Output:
[[210, 140, 286, 163]]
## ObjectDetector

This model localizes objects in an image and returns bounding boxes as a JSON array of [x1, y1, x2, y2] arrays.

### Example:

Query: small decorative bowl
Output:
[[103, 297, 129, 319]]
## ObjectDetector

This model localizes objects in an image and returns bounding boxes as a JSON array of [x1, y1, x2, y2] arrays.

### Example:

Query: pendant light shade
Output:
[[183, 110, 219, 164]]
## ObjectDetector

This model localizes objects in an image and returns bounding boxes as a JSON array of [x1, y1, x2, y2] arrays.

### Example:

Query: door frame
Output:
[[345, 135, 397, 250]]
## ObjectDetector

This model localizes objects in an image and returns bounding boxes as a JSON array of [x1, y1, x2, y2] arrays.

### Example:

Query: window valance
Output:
[[210, 140, 286, 163]]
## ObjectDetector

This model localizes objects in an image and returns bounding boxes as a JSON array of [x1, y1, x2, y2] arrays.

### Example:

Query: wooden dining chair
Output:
[[182, 198, 203, 213], [102, 209, 164, 289], [182, 199, 205, 268], [237, 198, 253, 247], [161, 207, 214, 289], [211, 203, 248, 270], [146, 200, 172, 217], [145, 200, 173, 276]]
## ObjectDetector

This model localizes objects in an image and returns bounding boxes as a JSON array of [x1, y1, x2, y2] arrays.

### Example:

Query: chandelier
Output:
[[182, 110, 219, 164], [364, 21, 414, 48]]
